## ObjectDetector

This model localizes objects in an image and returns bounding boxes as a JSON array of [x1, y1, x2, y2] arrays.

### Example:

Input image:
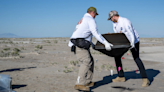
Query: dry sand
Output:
[[0, 37, 164, 92]]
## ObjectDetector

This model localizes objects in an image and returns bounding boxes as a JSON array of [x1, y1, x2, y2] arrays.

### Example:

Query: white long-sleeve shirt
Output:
[[113, 16, 139, 44], [68, 13, 106, 47]]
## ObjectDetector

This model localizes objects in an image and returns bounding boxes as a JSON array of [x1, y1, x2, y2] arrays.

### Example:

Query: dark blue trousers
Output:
[[114, 42, 147, 78]]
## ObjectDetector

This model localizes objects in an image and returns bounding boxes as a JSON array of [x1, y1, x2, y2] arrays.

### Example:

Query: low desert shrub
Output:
[[13, 48, 20, 52], [54, 40, 58, 43], [3, 48, 10, 51], [35, 45, 43, 49], [11, 51, 19, 56], [70, 60, 79, 66], [0, 52, 10, 57]]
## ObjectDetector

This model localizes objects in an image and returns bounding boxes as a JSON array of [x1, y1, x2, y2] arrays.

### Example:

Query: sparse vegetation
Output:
[[3, 48, 10, 51], [64, 66, 68, 68], [0, 51, 10, 57], [0, 40, 13, 44], [51, 62, 57, 65], [35, 49, 39, 51], [13, 48, 20, 52], [0, 48, 20, 57], [0, 37, 163, 92], [124, 67, 128, 71], [21, 47, 26, 50], [1, 50, 4, 53], [94, 66, 99, 71], [101, 64, 106, 69], [46, 40, 51, 43], [35, 45, 43, 49], [63, 69, 73, 73], [100, 64, 116, 71], [11, 51, 19, 56], [54, 40, 58, 43], [19, 56, 25, 58], [63, 66, 73, 73], [0, 48, 21, 57], [70, 60, 79, 66]]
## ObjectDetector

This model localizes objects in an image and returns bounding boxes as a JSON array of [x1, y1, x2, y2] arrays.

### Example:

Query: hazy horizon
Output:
[[0, 33, 164, 38]]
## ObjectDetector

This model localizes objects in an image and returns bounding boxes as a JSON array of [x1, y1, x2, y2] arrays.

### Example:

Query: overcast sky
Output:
[[0, 0, 164, 38]]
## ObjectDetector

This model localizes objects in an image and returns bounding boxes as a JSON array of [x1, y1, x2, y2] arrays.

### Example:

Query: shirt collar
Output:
[[113, 16, 121, 25], [84, 13, 93, 18], [117, 16, 121, 23]]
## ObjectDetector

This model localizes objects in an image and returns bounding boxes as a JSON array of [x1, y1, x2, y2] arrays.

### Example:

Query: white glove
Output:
[[130, 42, 135, 49], [103, 40, 113, 51]]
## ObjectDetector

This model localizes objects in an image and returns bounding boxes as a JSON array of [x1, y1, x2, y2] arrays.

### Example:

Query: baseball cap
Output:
[[87, 7, 99, 15], [107, 10, 118, 20]]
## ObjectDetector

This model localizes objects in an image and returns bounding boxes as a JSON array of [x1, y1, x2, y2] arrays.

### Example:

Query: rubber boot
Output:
[[74, 85, 90, 91], [142, 78, 150, 87], [112, 77, 125, 82]]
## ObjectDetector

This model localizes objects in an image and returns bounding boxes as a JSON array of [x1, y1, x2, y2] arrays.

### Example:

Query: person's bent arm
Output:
[[88, 19, 113, 50], [88, 19, 105, 43], [125, 21, 135, 48]]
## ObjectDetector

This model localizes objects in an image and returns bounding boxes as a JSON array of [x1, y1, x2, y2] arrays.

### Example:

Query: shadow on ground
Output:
[[12, 84, 27, 89], [90, 69, 160, 91], [0, 67, 36, 73], [0, 67, 36, 90]]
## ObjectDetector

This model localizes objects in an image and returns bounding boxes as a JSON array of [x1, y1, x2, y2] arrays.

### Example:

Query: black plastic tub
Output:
[[95, 33, 131, 57]]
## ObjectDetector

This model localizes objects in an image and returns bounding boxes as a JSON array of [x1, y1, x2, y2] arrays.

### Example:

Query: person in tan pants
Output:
[[68, 7, 113, 91]]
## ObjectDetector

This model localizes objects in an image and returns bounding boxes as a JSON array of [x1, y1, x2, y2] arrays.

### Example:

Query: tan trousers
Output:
[[75, 47, 94, 85]]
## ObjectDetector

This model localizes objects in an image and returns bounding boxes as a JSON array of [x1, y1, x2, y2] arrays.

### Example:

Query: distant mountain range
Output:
[[0, 33, 20, 38]]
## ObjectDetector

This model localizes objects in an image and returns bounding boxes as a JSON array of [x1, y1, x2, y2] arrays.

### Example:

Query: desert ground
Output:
[[0, 37, 164, 92]]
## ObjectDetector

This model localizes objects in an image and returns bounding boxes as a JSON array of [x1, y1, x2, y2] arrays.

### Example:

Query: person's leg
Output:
[[74, 47, 92, 91], [135, 42, 140, 57], [131, 42, 147, 78], [112, 56, 125, 82], [114, 56, 124, 77], [85, 49, 94, 84], [131, 42, 149, 87], [75, 47, 93, 85]]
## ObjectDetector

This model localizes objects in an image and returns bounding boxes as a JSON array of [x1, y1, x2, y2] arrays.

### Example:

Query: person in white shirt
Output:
[[107, 10, 150, 87], [68, 7, 113, 91]]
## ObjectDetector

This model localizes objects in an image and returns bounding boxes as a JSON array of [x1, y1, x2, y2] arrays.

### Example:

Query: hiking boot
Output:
[[85, 82, 95, 87], [74, 85, 90, 91], [142, 78, 150, 87], [112, 77, 125, 82]]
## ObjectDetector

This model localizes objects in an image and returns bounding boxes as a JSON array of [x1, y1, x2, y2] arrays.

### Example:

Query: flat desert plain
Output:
[[0, 37, 164, 92]]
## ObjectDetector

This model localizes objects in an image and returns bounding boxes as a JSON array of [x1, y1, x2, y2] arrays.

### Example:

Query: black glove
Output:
[[71, 45, 76, 54]]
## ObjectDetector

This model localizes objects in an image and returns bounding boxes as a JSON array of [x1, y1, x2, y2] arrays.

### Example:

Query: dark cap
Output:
[[107, 10, 118, 20], [87, 7, 99, 15]]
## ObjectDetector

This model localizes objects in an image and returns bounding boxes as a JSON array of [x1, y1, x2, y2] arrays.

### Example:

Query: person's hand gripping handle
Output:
[[103, 40, 113, 51]]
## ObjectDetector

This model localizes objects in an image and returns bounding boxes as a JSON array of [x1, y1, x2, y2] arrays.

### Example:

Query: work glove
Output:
[[71, 45, 76, 54], [130, 42, 135, 49], [103, 40, 113, 51]]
